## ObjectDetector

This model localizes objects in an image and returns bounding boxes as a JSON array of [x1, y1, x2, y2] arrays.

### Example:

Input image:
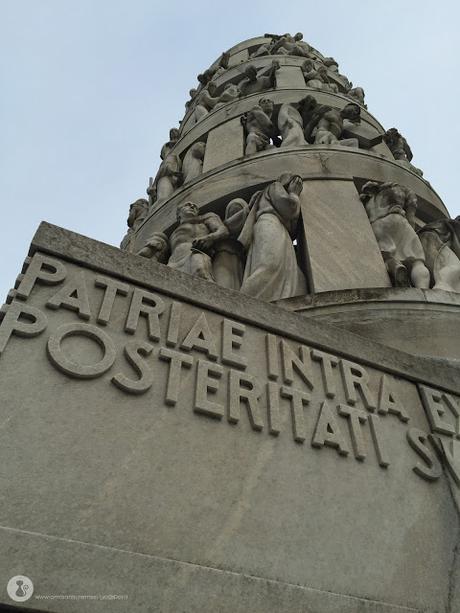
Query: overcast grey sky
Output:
[[1, 0, 459, 301]]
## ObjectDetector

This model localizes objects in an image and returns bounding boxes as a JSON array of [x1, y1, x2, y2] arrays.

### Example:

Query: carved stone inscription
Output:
[[1, 252, 457, 485]]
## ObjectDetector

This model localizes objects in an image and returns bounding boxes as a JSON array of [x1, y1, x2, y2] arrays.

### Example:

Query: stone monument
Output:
[[1, 34, 460, 613]]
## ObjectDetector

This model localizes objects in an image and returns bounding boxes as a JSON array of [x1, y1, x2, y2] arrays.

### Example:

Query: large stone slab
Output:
[[275, 65, 306, 89], [202, 117, 244, 172], [299, 178, 392, 292], [0, 223, 459, 612], [227, 48, 248, 67]]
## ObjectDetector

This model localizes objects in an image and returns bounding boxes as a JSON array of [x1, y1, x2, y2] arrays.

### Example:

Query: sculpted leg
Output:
[[385, 256, 409, 287], [410, 260, 430, 289], [245, 133, 260, 156]]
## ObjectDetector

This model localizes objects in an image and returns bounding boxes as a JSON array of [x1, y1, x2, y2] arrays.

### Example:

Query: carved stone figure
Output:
[[250, 39, 276, 58], [347, 86, 366, 107], [214, 83, 240, 108], [360, 181, 430, 288], [237, 61, 279, 97], [137, 232, 170, 263], [146, 178, 156, 206], [383, 128, 423, 176], [182, 142, 206, 183], [238, 174, 307, 301], [278, 102, 308, 148], [202, 50, 230, 83], [185, 88, 198, 111], [213, 198, 250, 290], [323, 57, 339, 73], [383, 128, 412, 162], [271, 32, 312, 58], [160, 128, 180, 161], [302, 61, 338, 93], [120, 198, 149, 253], [303, 98, 361, 147], [154, 153, 182, 201], [418, 217, 460, 292], [189, 104, 209, 125], [167, 201, 228, 281], [241, 98, 278, 156]]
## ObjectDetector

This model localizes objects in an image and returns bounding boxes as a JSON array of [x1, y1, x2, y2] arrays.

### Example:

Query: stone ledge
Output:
[[142, 146, 447, 237]]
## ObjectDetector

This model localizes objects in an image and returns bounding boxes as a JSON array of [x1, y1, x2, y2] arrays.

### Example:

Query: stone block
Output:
[[299, 179, 391, 292], [275, 65, 306, 89], [0, 223, 458, 612], [227, 49, 248, 67], [202, 117, 244, 172]]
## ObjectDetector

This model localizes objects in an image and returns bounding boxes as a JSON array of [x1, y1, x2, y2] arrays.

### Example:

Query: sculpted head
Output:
[[207, 81, 217, 96], [225, 198, 249, 219], [191, 141, 206, 159], [303, 59, 314, 71], [294, 32, 304, 41], [245, 65, 258, 81], [127, 198, 149, 227], [259, 97, 274, 115], [360, 181, 416, 210], [169, 128, 180, 141], [341, 103, 361, 121], [298, 94, 317, 113], [177, 201, 199, 223]]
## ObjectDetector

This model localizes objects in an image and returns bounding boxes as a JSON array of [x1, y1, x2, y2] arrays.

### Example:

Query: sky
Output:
[[1, 0, 460, 301]]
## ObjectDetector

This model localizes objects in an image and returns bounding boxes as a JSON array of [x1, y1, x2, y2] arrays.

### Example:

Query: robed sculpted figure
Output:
[[239, 174, 306, 301], [360, 181, 430, 288], [213, 198, 250, 290], [418, 216, 460, 292]]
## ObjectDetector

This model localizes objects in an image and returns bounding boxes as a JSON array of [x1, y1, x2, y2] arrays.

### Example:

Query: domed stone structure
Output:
[[0, 34, 459, 613]]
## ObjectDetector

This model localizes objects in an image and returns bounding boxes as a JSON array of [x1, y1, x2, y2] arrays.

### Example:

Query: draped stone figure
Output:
[[120, 198, 149, 253], [153, 153, 182, 201], [238, 174, 307, 301], [278, 102, 308, 148], [213, 198, 250, 290], [383, 128, 423, 176], [347, 86, 366, 107], [160, 128, 180, 161], [137, 232, 170, 263], [418, 217, 460, 293], [241, 98, 278, 155], [167, 201, 228, 281], [182, 141, 206, 183], [360, 181, 430, 288]]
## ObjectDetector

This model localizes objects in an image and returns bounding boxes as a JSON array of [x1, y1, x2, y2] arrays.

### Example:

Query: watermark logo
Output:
[[7, 575, 34, 602]]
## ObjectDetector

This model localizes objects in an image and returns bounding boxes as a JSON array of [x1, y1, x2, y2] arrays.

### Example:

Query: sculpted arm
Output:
[[269, 178, 302, 221], [193, 214, 229, 252]]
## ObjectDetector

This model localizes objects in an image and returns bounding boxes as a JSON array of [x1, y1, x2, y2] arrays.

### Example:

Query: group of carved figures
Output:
[[122, 174, 306, 302], [185, 51, 365, 130], [361, 181, 460, 292], [122, 175, 460, 300], [146, 130, 206, 206], [241, 95, 363, 155]]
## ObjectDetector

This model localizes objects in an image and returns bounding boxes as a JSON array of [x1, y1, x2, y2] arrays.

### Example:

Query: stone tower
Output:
[[0, 34, 460, 613]]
